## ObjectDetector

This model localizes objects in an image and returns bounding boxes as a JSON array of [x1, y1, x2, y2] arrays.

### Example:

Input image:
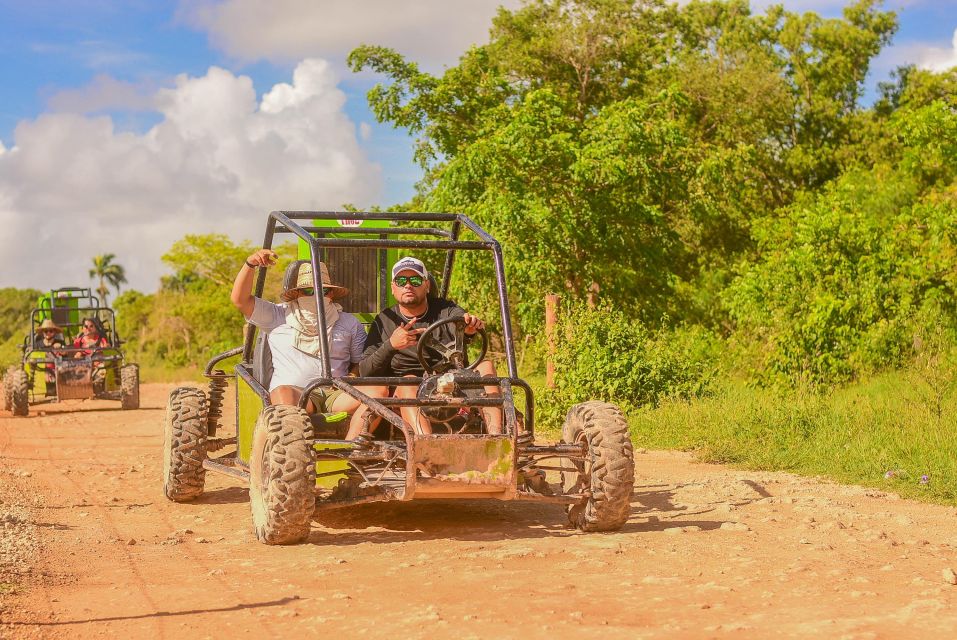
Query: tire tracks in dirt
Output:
[[45, 405, 285, 638], [36, 410, 170, 639]]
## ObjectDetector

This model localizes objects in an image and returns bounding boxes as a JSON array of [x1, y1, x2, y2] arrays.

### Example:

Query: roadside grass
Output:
[[629, 371, 957, 505], [137, 362, 202, 384], [137, 353, 243, 385]]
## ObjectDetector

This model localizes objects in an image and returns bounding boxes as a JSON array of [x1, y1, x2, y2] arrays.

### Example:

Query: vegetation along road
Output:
[[2, 384, 957, 639]]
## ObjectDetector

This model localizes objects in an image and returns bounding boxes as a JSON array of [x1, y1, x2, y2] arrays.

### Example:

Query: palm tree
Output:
[[89, 254, 127, 307]]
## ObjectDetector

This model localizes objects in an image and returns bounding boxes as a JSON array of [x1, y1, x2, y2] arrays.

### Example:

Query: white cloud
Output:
[[47, 74, 160, 114], [914, 27, 957, 72], [875, 27, 957, 80], [177, 0, 521, 71], [0, 59, 381, 293]]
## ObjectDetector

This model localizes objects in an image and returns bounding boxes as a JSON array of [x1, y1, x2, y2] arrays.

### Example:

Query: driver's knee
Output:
[[475, 359, 496, 378], [395, 376, 418, 398]]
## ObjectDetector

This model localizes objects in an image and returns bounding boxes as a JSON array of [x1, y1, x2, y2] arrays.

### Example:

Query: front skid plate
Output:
[[56, 360, 93, 400], [412, 434, 514, 488]]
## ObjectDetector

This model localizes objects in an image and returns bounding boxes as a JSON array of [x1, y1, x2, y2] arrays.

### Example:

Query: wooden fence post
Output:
[[546, 294, 558, 389]]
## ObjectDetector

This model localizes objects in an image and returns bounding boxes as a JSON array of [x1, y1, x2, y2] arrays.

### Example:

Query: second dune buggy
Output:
[[3, 287, 139, 416]]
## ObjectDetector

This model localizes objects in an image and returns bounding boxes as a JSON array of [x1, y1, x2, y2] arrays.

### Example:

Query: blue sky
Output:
[[0, 0, 954, 292]]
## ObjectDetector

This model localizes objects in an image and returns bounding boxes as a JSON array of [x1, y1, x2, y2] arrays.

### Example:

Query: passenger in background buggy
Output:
[[34, 318, 65, 393], [73, 317, 108, 357]]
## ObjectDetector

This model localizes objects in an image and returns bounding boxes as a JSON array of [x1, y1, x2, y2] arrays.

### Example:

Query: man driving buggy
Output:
[[355, 256, 503, 437], [231, 250, 383, 434]]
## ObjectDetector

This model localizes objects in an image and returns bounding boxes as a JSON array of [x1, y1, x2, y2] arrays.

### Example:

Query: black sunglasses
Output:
[[393, 275, 424, 287], [298, 287, 330, 297]]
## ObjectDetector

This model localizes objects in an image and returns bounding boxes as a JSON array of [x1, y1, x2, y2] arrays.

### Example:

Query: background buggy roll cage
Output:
[[243, 211, 520, 380], [36, 287, 101, 311]]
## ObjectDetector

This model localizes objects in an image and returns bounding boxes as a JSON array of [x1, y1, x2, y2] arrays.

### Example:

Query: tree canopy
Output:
[[349, 0, 956, 385]]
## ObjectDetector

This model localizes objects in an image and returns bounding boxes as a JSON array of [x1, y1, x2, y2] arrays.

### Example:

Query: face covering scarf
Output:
[[286, 295, 340, 357]]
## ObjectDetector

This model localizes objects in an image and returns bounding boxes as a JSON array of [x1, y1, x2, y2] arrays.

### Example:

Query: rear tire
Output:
[[120, 365, 140, 410], [162, 387, 208, 502], [2, 368, 11, 411], [249, 405, 316, 545], [562, 401, 634, 532], [91, 366, 106, 396], [10, 369, 29, 417]]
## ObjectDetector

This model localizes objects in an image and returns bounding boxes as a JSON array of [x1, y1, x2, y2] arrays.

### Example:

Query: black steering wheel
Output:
[[416, 316, 489, 375]]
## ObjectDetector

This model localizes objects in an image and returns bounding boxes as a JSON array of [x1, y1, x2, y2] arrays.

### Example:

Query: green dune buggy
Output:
[[3, 287, 140, 416], [161, 212, 634, 544]]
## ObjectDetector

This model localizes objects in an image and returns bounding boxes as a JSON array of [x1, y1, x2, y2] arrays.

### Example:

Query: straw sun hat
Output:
[[280, 261, 349, 302], [38, 318, 61, 332]]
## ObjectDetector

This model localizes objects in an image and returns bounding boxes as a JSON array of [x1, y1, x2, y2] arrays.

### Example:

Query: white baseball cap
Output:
[[391, 256, 428, 279]]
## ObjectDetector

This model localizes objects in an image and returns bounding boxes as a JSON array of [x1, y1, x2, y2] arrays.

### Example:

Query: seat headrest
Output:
[[282, 260, 309, 292]]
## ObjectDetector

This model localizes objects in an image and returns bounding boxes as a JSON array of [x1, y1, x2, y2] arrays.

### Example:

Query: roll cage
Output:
[[207, 210, 535, 437]]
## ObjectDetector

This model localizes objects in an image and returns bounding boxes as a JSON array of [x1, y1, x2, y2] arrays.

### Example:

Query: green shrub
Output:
[[725, 102, 957, 387], [536, 303, 718, 429]]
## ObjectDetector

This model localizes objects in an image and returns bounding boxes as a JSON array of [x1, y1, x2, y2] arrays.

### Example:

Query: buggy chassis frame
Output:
[[201, 211, 588, 510]]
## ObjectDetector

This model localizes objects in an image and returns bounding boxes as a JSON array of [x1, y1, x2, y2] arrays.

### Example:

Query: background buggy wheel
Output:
[[91, 367, 106, 395], [249, 405, 316, 545], [10, 369, 30, 417], [562, 401, 634, 532], [2, 368, 11, 411], [120, 365, 140, 410], [162, 387, 208, 502]]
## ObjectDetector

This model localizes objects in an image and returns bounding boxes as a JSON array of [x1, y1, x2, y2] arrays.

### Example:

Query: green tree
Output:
[[89, 254, 127, 307], [0, 287, 41, 367], [725, 101, 957, 385], [162, 234, 256, 287], [349, 0, 899, 333], [0, 287, 41, 343]]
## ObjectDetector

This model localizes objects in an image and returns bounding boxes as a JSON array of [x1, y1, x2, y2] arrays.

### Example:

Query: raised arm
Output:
[[230, 249, 277, 318]]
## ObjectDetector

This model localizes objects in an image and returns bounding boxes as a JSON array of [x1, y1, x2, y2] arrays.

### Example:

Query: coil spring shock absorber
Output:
[[515, 413, 549, 493], [206, 370, 227, 436]]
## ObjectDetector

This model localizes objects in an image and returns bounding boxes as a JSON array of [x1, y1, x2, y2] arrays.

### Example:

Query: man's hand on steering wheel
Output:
[[462, 313, 485, 336], [416, 316, 489, 374]]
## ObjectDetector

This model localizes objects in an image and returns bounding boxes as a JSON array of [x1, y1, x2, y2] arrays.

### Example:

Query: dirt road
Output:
[[2, 383, 957, 639]]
